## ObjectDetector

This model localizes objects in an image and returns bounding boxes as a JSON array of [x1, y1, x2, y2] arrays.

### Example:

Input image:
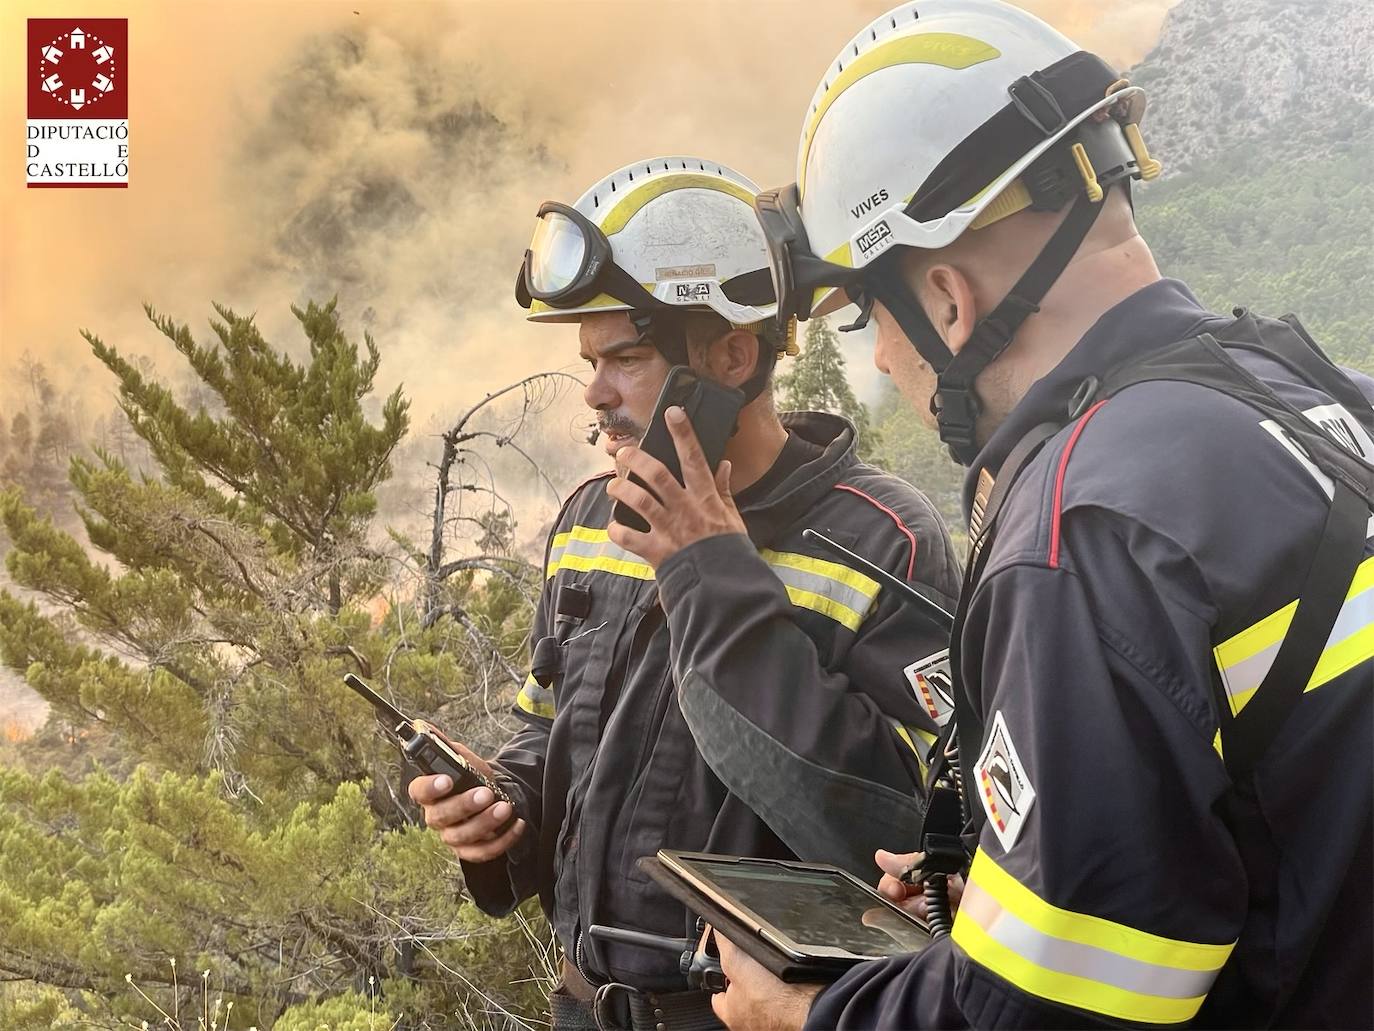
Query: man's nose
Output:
[[584, 367, 619, 412]]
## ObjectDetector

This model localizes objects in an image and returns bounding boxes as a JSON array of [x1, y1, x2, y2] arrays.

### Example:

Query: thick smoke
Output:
[[0, 0, 1180, 728]]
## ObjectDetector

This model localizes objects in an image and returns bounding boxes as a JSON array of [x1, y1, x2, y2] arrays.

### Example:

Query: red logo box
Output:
[[28, 19, 127, 120]]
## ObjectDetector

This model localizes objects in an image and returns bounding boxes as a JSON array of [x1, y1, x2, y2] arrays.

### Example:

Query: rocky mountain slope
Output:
[[1129, 0, 1374, 173]]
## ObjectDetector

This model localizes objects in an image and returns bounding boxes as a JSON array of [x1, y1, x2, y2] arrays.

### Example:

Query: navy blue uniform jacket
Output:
[[809, 281, 1373, 1029]]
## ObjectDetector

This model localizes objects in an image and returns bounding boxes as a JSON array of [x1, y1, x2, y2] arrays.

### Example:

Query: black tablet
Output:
[[647, 850, 931, 981]]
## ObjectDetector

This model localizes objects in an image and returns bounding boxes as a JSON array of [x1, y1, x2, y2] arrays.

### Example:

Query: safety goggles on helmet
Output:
[[516, 202, 647, 311], [515, 201, 781, 326], [757, 51, 1152, 326]]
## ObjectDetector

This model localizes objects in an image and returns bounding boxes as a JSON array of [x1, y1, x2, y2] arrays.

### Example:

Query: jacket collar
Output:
[[962, 279, 1230, 519], [741, 411, 858, 547]]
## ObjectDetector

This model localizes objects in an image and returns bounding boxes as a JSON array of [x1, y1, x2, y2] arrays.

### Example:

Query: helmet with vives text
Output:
[[755, 0, 1160, 461]]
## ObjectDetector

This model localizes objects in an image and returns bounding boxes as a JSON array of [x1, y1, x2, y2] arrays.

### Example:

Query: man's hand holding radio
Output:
[[408, 733, 526, 863]]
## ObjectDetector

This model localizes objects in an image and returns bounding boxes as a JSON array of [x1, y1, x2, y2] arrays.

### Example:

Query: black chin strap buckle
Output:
[[932, 385, 980, 454]]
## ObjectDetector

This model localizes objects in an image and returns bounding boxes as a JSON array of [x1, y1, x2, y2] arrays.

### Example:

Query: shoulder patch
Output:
[[903, 649, 954, 727], [976, 710, 1036, 852]]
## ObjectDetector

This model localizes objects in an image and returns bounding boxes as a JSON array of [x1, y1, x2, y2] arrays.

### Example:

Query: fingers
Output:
[[446, 817, 526, 863], [615, 444, 683, 505], [715, 459, 733, 498], [409, 773, 457, 805], [714, 933, 745, 983], [666, 406, 714, 495], [411, 772, 525, 862], [418, 784, 500, 828], [875, 848, 921, 878], [711, 986, 728, 1026], [948, 873, 966, 909], [711, 935, 739, 1026], [876, 873, 910, 902], [605, 473, 668, 527]]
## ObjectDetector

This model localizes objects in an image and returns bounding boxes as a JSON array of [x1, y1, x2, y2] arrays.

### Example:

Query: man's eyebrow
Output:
[[594, 338, 650, 359]]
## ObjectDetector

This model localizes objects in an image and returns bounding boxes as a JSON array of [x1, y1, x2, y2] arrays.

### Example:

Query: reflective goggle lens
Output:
[[527, 212, 589, 296]]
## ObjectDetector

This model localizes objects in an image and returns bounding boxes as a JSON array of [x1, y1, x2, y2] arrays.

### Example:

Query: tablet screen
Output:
[[674, 856, 930, 957]]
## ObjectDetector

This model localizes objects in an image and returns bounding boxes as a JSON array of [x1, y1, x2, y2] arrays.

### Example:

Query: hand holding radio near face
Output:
[[407, 731, 526, 864], [607, 406, 746, 568]]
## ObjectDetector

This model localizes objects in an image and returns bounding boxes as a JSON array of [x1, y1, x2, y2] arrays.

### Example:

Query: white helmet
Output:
[[516, 156, 787, 336], [756, 0, 1160, 461]]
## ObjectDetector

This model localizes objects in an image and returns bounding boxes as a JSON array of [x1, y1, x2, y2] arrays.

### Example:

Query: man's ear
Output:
[[921, 264, 978, 356], [707, 329, 762, 389]]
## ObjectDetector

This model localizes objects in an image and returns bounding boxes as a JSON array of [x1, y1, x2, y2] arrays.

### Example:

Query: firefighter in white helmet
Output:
[[708, 1, 1373, 1029], [409, 156, 962, 1030]]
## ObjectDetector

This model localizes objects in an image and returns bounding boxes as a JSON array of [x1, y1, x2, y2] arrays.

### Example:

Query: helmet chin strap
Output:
[[865, 187, 1110, 465]]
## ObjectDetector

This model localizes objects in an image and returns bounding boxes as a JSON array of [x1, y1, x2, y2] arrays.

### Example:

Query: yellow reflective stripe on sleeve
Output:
[[952, 851, 1234, 1025], [761, 549, 879, 596], [516, 674, 555, 720], [761, 549, 880, 632], [798, 33, 1001, 195], [1214, 553, 1374, 714], [777, 584, 866, 631]]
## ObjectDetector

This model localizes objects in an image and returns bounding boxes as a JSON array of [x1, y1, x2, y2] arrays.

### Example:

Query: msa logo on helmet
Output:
[[855, 219, 894, 260], [976, 710, 1036, 852], [674, 282, 712, 302], [849, 188, 890, 220]]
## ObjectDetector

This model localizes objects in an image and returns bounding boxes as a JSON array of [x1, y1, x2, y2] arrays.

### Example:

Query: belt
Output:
[[553, 960, 722, 1031]]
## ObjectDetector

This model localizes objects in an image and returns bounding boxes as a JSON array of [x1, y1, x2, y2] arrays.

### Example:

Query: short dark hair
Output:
[[681, 311, 780, 387]]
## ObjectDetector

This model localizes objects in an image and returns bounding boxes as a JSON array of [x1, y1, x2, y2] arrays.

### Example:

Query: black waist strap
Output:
[[552, 980, 722, 1031]]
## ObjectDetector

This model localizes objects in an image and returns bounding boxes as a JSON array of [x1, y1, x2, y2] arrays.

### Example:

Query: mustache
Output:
[[596, 412, 644, 438]]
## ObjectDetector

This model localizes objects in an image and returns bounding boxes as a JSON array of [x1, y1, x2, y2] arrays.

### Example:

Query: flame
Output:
[[2, 720, 33, 743]]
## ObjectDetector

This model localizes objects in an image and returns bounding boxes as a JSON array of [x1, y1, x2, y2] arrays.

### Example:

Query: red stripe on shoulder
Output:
[[1048, 400, 1109, 569], [832, 483, 918, 581]]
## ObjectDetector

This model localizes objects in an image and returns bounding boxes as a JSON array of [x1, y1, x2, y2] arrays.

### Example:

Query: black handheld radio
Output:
[[611, 365, 744, 533], [342, 673, 514, 814]]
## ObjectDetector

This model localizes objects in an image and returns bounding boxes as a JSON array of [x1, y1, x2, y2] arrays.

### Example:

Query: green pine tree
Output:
[[777, 317, 874, 454], [0, 300, 552, 1028]]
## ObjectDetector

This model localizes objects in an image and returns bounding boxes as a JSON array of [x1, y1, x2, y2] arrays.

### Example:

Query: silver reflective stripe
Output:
[[959, 880, 1221, 1001], [1216, 558, 1374, 713], [546, 527, 654, 581], [766, 562, 876, 620], [516, 674, 555, 718], [546, 540, 568, 577], [760, 549, 880, 631]]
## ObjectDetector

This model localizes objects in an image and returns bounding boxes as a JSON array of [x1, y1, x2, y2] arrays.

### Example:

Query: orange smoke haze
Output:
[[0, 0, 1179, 428]]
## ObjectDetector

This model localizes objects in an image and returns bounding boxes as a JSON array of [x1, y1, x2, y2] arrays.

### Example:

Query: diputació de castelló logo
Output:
[[27, 18, 129, 188]]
